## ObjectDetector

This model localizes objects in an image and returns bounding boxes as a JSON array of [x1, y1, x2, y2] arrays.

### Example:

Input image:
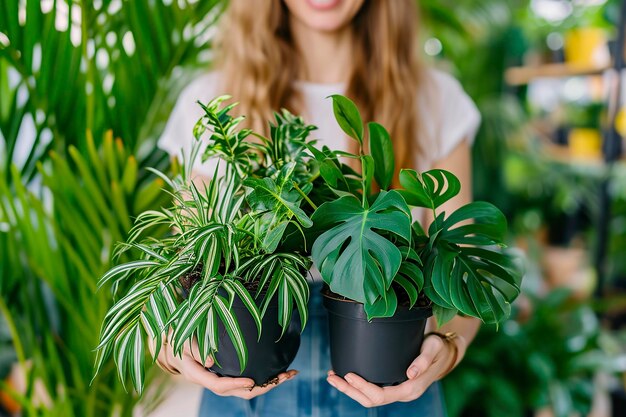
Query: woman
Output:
[[157, 1, 482, 416]]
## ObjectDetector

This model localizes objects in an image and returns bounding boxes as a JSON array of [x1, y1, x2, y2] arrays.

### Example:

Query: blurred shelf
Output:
[[505, 63, 611, 86], [521, 120, 626, 170], [541, 142, 606, 168]]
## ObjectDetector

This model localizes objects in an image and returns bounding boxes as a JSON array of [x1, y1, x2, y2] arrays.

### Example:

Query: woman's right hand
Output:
[[156, 337, 298, 399]]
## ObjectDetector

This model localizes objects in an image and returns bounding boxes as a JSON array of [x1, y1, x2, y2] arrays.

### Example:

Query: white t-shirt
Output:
[[158, 70, 481, 176]]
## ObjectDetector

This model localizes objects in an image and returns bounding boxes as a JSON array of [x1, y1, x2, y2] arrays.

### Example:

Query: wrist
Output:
[[425, 332, 461, 380], [452, 334, 468, 367]]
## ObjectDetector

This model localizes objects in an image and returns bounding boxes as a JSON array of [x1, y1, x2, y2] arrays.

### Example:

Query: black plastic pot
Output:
[[323, 292, 432, 386], [208, 292, 301, 385]]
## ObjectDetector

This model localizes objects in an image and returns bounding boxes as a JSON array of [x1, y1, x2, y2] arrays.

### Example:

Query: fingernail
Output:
[[407, 366, 419, 379], [327, 379, 336, 388], [345, 375, 353, 384]]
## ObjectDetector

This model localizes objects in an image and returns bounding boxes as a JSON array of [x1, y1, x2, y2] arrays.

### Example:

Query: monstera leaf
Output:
[[310, 95, 523, 324], [398, 169, 461, 210], [424, 200, 522, 325], [425, 244, 521, 325], [311, 190, 411, 306]]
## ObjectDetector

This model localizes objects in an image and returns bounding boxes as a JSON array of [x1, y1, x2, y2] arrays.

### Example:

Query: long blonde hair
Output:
[[215, 0, 423, 172]]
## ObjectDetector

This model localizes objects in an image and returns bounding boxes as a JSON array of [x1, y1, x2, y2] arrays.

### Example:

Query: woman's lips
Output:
[[305, 0, 341, 11]]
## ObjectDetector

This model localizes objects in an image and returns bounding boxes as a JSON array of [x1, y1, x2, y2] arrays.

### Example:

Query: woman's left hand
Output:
[[326, 334, 458, 408]]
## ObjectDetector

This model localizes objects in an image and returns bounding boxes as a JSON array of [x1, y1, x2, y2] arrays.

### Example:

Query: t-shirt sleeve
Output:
[[157, 72, 221, 177], [428, 70, 481, 163]]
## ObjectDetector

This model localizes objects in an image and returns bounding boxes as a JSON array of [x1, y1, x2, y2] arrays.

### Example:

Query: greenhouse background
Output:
[[1, 0, 626, 416]]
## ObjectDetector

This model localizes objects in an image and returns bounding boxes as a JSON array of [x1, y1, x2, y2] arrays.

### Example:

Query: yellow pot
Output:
[[616, 107, 626, 137], [569, 128, 602, 159], [564, 28, 610, 68]]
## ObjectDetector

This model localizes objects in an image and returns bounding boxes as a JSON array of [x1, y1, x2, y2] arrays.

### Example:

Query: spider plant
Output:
[[93, 96, 317, 393]]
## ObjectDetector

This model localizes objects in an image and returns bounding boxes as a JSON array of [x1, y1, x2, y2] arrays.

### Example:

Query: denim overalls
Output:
[[198, 282, 447, 417]]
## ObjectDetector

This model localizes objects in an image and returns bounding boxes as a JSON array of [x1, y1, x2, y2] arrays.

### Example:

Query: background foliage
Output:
[[1, 0, 624, 416], [0, 0, 223, 415]]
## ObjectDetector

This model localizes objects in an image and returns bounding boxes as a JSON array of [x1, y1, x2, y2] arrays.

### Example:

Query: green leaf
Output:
[[329, 95, 363, 144], [395, 274, 419, 308], [423, 246, 457, 310], [398, 169, 461, 210], [364, 287, 398, 320], [428, 244, 522, 325], [226, 279, 262, 340], [237, 253, 310, 332], [277, 280, 293, 335], [129, 323, 145, 393], [368, 122, 395, 190], [319, 160, 344, 188], [111, 319, 147, 394], [311, 191, 411, 304], [244, 176, 313, 228], [433, 304, 458, 327], [214, 295, 248, 373], [263, 221, 289, 253], [98, 282, 159, 349], [440, 201, 507, 246], [98, 260, 160, 288], [169, 282, 218, 356]]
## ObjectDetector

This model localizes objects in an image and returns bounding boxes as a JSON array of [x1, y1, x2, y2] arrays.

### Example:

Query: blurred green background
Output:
[[1, 1, 626, 416]]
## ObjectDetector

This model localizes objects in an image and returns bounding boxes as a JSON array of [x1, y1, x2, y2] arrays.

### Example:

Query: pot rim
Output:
[[322, 292, 433, 322], [321, 287, 432, 309]]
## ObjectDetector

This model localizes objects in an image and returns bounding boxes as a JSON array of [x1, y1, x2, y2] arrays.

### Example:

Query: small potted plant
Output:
[[310, 95, 524, 386], [93, 96, 318, 392]]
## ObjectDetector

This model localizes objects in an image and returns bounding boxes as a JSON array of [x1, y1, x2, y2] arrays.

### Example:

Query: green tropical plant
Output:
[[310, 95, 523, 323], [444, 289, 626, 417], [0, 132, 171, 416], [94, 96, 318, 393], [0, 0, 224, 182], [0, 1, 226, 415]]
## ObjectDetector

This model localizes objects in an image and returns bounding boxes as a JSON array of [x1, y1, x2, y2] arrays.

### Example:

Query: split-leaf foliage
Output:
[[96, 93, 524, 395], [311, 95, 524, 324]]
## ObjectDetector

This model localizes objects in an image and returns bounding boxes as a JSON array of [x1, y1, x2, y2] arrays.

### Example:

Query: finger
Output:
[[232, 371, 298, 399], [279, 369, 299, 380], [327, 374, 378, 408], [343, 373, 386, 404], [184, 339, 214, 368], [180, 359, 255, 395], [387, 376, 427, 402], [407, 336, 445, 379], [224, 369, 298, 396]]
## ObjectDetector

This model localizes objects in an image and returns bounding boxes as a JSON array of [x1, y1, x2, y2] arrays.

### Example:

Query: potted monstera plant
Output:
[[93, 97, 318, 392], [310, 95, 523, 386]]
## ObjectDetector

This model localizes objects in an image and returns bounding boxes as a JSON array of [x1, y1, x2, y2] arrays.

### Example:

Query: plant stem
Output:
[[360, 155, 368, 208], [293, 182, 317, 210]]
